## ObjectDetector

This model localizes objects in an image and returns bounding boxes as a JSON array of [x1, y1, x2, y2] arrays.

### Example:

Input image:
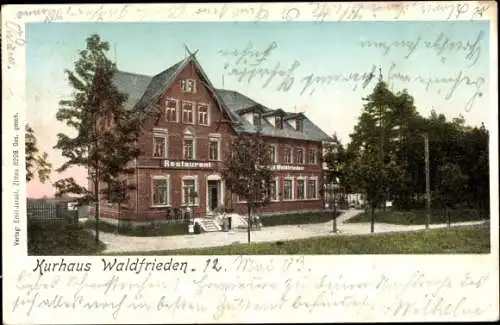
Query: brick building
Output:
[[94, 53, 333, 223]]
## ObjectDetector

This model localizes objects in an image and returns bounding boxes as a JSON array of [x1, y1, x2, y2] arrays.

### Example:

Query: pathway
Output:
[[92, 209, 488, 253]]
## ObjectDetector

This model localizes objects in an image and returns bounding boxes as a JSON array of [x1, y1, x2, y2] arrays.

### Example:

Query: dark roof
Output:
[[215, 89, 333, 142], [134, 60, 184, 111], [112, 71, 152, 109], [112, 60, 332, 142]]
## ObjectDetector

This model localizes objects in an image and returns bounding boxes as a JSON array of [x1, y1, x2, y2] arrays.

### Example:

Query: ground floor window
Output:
[[182, 177, 199, 206], [152, 176, 170, 206], [296, 179, 306, 200], [268, 178, 279, 201], [307, 178, 318, 199], [283, 179, 293, 200]]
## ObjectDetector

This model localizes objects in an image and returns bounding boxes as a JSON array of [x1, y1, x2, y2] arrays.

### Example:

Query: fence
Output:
[[27, 199, 79, 226]]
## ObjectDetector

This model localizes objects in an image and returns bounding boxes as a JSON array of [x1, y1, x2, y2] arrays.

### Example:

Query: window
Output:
[[197, 104, 209, 125], [296, 119, 304, 131], [253, 113, 261, 127], [152, 129, 168, 158], [165, 99, 178, 122], [209, 139, 220, 160], [183, 138, 194, 160], [308, 149, 318, 164], [296, 179, 305, 200], [182, 178, 198, 206], [284, 147, 292, 164], [296, 148, 305, 164], [307, 179, 317, 199], [283, 179, 293, 200], [268, 145, 277, 163], [268, 178, 279, 201], [182, 101, 194, 124], [152, 176, 170, 206], [275, 116, 283, 129], [181, 79, 196, 93]]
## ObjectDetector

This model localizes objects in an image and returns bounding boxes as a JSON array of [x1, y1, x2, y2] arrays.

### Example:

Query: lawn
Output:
[[259, 211, 341, 227], [109, 226, 490, 255], [83, 219, 190, 237], [345, 208, 488, 225], [28, 222, 106, 255]]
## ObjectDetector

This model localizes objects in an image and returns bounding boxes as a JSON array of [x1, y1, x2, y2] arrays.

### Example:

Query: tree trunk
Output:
[[247, 204, 252, 244], [94, 177, 100, 247], [332, 194, 337, 233], [370, 206, 375, 233]]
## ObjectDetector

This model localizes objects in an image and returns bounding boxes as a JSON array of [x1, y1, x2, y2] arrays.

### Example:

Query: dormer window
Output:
[[253, 113, 261, 127], [275, 116, 283, 129], [296, 119, 304, 132], [181, 79, 196, 93]]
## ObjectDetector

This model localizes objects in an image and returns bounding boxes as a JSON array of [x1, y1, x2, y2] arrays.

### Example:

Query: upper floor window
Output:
[[209, 138, 220, 161], [296, 148, 305, 164], [275, 116, 283, 129], [181, 79, 196, 93], [296, 119, 304, 132], [284, 147, 292, 164], [183, 129, 196, 160], [152, 128, 168, 158], [268, 145, 277, 163], [198, 104, 209, 126], [182, 101, 194, 124], [308, 149, 318, 164], [253, 113, 261, 127], [165, 99, 178, 122]]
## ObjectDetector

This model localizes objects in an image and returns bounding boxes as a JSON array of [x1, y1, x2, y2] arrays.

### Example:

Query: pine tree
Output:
[[53, 34, 140, 246], [25, 124, 53, 183]]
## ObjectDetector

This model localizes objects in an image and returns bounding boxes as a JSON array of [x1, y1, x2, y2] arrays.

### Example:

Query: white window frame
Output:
[[181, 175, 199, 207], [183, 129, 196, 160], [283, 177, 294, 201], [269, 144, 278, 163], [209, 136, 221, 161], [270, 177, 280, 202], [151, 175, 171, 207], [296, 147, 305, 164], [307, 176, 319, 200], [152, 128, 168, 159], [165, 98, 178, 122], [284, 146, 293, 164], [296, 176, 306, 200], [308, 148, 318, 165], [181, 79, 197, 93], [182, 100, 195, 124], [197, 103, 210, 126]]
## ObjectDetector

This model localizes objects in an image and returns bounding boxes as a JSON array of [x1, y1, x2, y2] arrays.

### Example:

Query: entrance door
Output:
[[207, 180, 219, 212]]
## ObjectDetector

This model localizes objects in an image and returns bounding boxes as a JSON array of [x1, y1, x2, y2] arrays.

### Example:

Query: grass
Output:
[[345, 208, 488, 225], [108, 226, 490, 255], [83, 219, 190, 237], [259, 211, 341, 227], [28, 222, 106, 255]]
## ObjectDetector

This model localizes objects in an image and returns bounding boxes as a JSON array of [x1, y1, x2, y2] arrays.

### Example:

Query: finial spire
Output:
[[378, 66, 383, 82]]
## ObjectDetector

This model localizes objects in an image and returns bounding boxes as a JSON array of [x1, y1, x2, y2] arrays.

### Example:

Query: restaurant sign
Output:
[[163, 160, 214, 169]]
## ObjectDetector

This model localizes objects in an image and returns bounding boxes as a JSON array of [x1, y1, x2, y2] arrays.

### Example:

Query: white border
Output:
[[2, 2, 498, 324]]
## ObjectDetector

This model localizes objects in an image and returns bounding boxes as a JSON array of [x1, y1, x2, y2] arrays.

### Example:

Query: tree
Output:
[[53, 34, 141, 246], [220, 132, 274, 243], [345, 148, 404, 233], [25, 125, 53, 183], [436, 162, 469, 226]]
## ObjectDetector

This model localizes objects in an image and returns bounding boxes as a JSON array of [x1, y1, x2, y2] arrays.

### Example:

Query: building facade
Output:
[[94, 54, 333, 223]]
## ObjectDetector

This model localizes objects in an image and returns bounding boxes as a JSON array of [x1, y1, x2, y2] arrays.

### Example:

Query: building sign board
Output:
[[270, 164, 305, 171], [164, 160, 214, 169]]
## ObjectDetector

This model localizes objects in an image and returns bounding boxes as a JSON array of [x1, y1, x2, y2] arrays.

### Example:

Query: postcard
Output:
[[2, 2, 499, 324]]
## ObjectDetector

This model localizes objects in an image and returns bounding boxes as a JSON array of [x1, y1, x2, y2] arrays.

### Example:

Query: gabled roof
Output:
[[214, 89, 333, 142], [111, 58, 333, 142], [112, 71, 152, 110]]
